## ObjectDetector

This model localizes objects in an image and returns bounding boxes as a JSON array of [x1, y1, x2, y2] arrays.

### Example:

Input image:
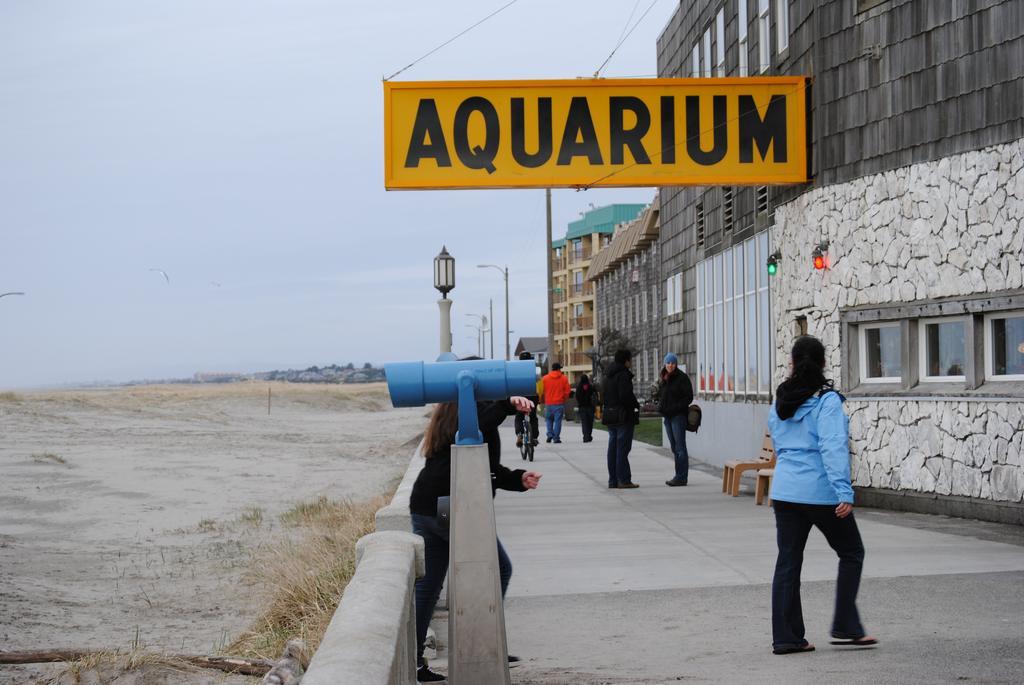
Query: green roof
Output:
[[551, 238, 566, 249], [564, 204, 646, 241]]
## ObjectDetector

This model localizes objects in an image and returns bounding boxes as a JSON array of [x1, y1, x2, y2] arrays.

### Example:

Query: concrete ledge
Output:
[[375, 440, 425, 533], [303, 531, 425, 685], [855, 486, 1024, 526]]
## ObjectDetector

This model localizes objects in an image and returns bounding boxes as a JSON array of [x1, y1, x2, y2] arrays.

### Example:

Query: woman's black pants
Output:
[[771, 499, 866, 649]]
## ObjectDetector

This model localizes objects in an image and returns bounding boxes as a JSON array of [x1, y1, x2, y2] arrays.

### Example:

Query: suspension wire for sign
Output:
[[577, 79, 813, 190], [593, 0, 663, 78], [600, 0, 643, 74], [384, 0, 522, 81]]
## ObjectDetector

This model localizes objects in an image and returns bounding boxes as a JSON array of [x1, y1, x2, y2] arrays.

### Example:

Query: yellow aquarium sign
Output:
[[383, 77, 809, 190]]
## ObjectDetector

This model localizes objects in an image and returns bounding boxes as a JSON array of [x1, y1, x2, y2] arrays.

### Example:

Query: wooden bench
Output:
[[754, 468, 775, 506], [721, 433, 775, 497]]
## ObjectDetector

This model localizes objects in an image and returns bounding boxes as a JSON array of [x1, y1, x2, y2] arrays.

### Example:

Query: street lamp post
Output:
[[466, 314, 488, 358], [477, 264, 510, 360], [434, 247, 455, 356]]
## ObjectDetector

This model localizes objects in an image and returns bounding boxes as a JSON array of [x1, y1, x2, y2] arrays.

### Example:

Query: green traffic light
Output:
[[767, 262, 777, 275]]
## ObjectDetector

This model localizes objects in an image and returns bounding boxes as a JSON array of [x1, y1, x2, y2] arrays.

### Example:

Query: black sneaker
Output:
[[546, 437, 553, 443], [665, 479, 688, 487], [508, 655, 522, 668], [553, 438, 562, 443], [417, 665, 447, 682]]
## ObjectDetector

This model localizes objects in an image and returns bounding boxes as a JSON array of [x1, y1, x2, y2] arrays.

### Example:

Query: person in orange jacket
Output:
[[541, 362, 572, 443]]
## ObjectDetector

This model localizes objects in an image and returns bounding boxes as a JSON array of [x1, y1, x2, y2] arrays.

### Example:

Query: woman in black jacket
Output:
[[575, 374, 597, 443], [657, 353, 694, 487], [410, 397, 541, 682]]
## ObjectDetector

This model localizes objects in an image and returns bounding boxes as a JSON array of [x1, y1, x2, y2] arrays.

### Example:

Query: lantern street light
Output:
[[434, 247, 456, 355], [477, 264, 510, 360]]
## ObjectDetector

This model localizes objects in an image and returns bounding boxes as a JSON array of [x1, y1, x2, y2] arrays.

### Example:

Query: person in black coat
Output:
[[657, 353, 694, 486], [602, 349, 641, 488], [409, 397, 542, 681], [575, 374, 597, 443]]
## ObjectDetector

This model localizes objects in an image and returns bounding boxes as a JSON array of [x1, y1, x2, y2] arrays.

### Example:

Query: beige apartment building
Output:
[[550, 204, 646, 382]]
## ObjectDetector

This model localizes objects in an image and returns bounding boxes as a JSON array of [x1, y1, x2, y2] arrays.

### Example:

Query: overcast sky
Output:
[[0, 0, 673, 388]]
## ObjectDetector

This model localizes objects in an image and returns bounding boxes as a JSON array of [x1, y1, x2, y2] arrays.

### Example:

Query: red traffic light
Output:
[[811, 242, 829, 270]]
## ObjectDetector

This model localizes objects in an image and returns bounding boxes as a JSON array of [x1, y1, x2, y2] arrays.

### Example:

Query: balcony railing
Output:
[[568, 352, 593, 367], [552, 256, 566, 272], [554, 320, 569, 335], [552, 288, 567, 304], [567, 246, 593, 264], [569, 316, 593, 332], [569, 282, 594, 298]]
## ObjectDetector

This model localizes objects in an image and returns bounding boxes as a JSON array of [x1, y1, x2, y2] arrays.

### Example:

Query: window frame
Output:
[[918, 316, 970, 383], [715, 9, 726, 77], [858, 322, 902, 384], [702, 27, 713, 78], [775, 0, 789, 54], [984, 310, 1024, 381], [692, 43, 700, 76], [738, 0, 749, 76], [757, 0, 771, 73]]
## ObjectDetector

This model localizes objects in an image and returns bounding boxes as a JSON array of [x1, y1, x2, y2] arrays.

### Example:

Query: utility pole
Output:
[[489, 298, 495, 359], [545, 188, 554, 371]]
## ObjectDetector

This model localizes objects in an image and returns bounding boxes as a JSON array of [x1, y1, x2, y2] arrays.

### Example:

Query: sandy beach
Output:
[[0, 382, 424, 684]]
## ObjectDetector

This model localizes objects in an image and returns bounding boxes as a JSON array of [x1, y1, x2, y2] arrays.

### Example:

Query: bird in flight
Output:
[[209, 281, 222, 287], [149, 269, 170, 284], [0, 291, 26, 299]]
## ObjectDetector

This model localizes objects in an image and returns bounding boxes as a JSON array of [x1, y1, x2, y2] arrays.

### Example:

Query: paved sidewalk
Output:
[[430, 421, 1024, 684]]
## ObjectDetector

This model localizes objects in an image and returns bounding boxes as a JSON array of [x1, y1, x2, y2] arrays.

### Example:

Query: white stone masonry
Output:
[[772, 138, 1024, 503]]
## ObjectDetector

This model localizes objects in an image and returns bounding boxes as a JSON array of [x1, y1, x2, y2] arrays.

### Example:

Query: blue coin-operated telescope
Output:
[[385, 359, 537, 445]]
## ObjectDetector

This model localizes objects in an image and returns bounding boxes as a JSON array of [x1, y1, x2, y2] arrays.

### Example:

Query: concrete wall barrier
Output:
[[375, 442, 425, 533], [302, 531, 425, 685]]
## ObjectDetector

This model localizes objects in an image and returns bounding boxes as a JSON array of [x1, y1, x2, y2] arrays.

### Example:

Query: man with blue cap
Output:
[[657, 353, 694, 486]]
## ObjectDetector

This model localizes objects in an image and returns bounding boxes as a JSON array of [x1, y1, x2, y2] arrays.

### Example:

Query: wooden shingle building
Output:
[[656, 0, 1023, 519]]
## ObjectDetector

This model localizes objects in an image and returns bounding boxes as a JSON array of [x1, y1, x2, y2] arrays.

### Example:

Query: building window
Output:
[[920, 317, 968, 381], [696, 201, 706, 247], [757, 0, 770, 73], [665, 273, 683, 316], [641, 290, 647, 321], [859, 323, 902, 383], [776, 0, 789, 54], [692, 44, 700, 76], [723, 187, 734, 231], [985, 311, 1024, 380], [703, 27, 713, 78], [696, 233, 771, 397], [715, 9, 726, 76], [738, 0, 749, 75], [756, 185, 769, 214]]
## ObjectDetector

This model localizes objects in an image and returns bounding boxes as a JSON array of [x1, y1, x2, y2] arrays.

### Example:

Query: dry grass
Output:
[[15, 381, 391, 413], [227, 495, 387, 660], [32, 452, 68, 465], [51, 649, 198, 685]]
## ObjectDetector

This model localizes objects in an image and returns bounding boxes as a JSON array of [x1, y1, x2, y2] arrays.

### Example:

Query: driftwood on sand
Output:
[[0, 650, 276, 676]]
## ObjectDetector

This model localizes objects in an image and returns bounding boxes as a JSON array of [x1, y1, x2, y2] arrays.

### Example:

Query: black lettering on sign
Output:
[[685, 95, 728, 166], [405, 99, 451, 168], [738, 94, 787, 163], [453, 97, 500, 174], [609, 96, 651, 165], [660, 96, 676, 164], [511, 97, 553, 168], [557, 97, 603, 165]]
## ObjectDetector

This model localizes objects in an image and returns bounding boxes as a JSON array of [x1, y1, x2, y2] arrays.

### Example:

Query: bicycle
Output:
[[515, 414, 535, 462]]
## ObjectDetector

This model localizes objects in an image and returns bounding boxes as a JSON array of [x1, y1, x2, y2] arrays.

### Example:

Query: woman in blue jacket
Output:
[[767, 336, 877, 655]]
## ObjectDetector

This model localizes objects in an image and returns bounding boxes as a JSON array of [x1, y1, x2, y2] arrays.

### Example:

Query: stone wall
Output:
[[772, 138, 1024, 503]]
